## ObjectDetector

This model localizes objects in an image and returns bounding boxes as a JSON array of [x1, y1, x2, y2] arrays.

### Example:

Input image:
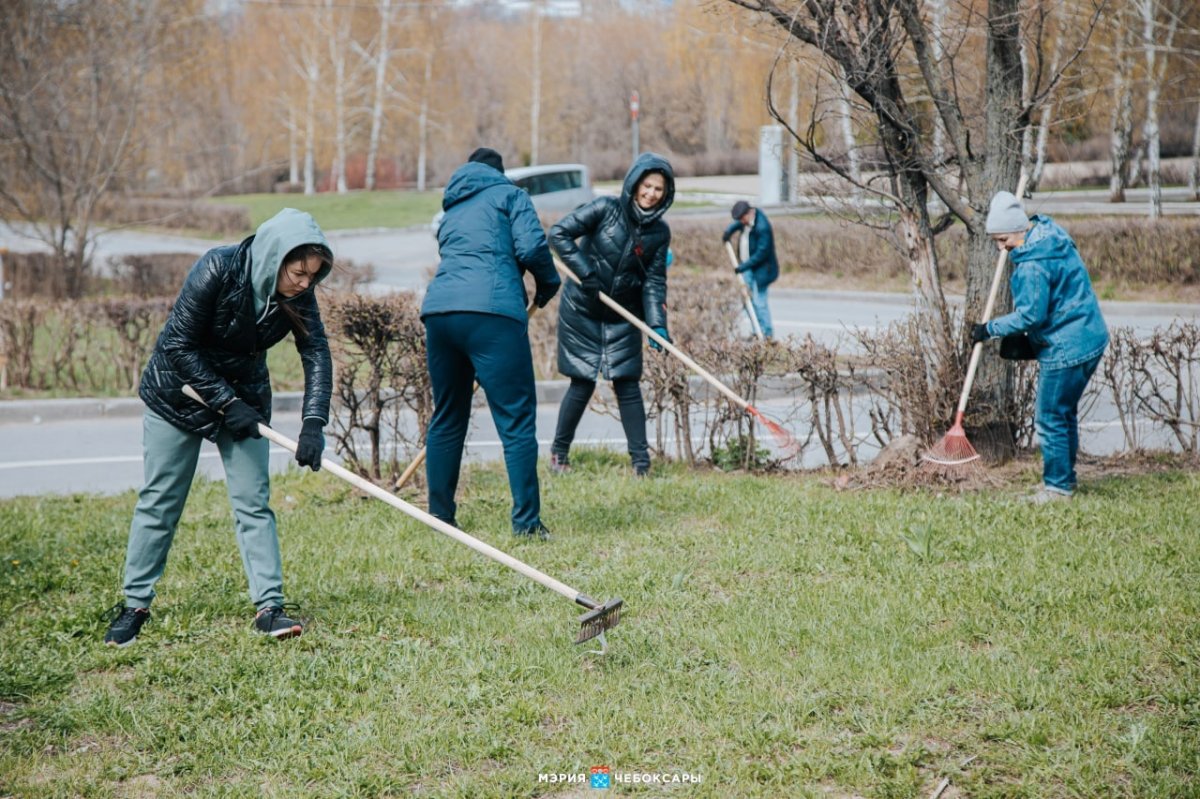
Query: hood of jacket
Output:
[[620, 152, 675, 227], [442, 161, 513, 212], [248, 208, 332, 320], [1009, 215, 1075, 265]]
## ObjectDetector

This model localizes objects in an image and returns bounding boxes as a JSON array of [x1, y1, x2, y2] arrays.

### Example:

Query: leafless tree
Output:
[[0, 1, 165, 297], [725, 0, 1105, 458]]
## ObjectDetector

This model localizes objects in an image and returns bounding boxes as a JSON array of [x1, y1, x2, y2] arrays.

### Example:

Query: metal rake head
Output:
[[575, 597, 623, 646]]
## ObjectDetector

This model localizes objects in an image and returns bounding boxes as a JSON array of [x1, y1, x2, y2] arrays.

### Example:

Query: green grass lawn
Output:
[[208, 190, 444, 231], [1, 453, 1198, 797]]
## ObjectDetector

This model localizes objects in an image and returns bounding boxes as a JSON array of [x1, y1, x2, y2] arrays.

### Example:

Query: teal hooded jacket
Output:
[[421, 161, 559, 324], [985, 215, 1109, 369]]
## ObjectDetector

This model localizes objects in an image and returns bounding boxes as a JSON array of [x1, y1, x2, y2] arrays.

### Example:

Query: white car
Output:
[[431, 163, 593, 235]]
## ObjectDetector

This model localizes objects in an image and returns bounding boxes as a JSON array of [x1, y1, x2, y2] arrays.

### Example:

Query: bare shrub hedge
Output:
[[2, 289, 1196, 473], [668, 216, 1200, 292]]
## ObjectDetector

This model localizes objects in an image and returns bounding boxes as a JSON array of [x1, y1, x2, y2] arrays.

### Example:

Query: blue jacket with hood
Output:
[[421, 161, 559, 324], [985, 215, 1109, 369], [139, 208, 333, 440]]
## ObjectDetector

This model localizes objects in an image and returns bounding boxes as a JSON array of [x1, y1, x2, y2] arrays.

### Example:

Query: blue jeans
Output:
[[742, 272, 773, 338], [424, 312, 541, 531], [1036, 354, 1102, 494]]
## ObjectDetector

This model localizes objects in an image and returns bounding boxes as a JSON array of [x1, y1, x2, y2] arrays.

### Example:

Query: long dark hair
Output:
[[278, 243, 333, 337]]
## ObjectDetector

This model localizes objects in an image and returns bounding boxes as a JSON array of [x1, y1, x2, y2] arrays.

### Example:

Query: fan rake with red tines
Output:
[[923, 174, 1028, 471]]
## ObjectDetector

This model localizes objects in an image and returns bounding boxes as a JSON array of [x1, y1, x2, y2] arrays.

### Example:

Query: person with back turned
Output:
[[421, 147, 561, 539]]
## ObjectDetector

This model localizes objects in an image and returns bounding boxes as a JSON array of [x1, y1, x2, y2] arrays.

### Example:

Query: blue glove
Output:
[[735, 262, 750, 274], [649, 326, 671, 352]]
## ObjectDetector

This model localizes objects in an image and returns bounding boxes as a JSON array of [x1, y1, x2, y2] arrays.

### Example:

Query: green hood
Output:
[[248, 208, 332, 320]]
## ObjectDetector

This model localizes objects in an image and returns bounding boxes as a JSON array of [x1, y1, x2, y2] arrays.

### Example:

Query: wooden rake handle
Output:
[[181, 385, 588, 607], [955, 173, 1029, 416], [724, 241, 764, 340], [553, 255, 754, 412]]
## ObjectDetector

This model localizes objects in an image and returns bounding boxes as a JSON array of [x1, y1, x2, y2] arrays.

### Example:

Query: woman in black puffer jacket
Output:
[[104, 208, 333, 648], [549, 152, 674, 477]]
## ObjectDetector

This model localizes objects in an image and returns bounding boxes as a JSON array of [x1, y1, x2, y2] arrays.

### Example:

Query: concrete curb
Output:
[[0, 375, 830, 426], [0, 381, 578, 426]]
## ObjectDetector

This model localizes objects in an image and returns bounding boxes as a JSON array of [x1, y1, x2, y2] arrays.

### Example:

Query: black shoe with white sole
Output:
[[254, 605, 304, 639], [104, 605, 150, 647]]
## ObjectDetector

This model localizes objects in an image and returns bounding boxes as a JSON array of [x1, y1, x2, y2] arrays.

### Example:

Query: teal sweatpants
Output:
[[121, 409, 284, 611]]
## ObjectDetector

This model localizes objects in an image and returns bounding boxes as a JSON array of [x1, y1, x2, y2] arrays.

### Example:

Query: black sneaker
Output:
[[513, 522, 552, 541], [104, 605, 150, 647], [254, 605, 304, 639]]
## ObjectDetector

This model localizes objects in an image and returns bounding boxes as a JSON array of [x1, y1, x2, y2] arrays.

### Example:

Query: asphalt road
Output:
[[1, 287, 1193, 498], [1, 191, 1197, 498]]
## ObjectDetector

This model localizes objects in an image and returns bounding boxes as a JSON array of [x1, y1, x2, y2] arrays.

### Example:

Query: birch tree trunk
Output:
[[835, 64, 861, 207], [929, 0, 946, 165], [529, 1, 542, 166], [364, 0, 392, 192], [1141, 0, 1162, 219], [303, 55, 318, 194], [1109, 10, 1134, 203], [417, 43, 433, 192], [327, 0, 349, 194], [288, 107, 298, 184], [1029, 33, 1063, 191], [787, 59, 799, 203], [1190, 100, 1200, 201]]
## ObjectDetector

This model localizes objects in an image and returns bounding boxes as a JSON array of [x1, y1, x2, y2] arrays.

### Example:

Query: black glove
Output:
[[970, 323, 990, 344], [735, 262, 750, 274], [721, 230, 732, 244], [534, 282, 559, 308], [580, 272, 601, 300], [223, 399, 263, 441], [295, 418, 325, 471]]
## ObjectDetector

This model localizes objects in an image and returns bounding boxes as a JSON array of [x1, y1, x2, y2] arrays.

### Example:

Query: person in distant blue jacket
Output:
[[722, 200, 779, 338], [971, 191, 1109, 504], [421, 147, 560, 539]]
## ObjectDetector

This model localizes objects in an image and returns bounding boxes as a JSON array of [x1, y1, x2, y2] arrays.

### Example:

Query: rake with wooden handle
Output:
[[393, 300, 540, 491], [724, 241, 765, 340], [553, 255, 799, 457], [922, 173, 1030, 468], [182, 384, 623, 649]]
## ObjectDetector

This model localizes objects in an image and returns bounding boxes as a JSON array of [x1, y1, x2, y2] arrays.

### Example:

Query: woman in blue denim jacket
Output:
[[970, 191, 1109, 503]]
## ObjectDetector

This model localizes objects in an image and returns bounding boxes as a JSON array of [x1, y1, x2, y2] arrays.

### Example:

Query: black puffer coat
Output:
[[139, 222, 333, 441], [550, 152, 674, 381]]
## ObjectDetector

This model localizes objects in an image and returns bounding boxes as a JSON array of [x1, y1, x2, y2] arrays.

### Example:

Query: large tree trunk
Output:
[[962, 0, 1025, 462]]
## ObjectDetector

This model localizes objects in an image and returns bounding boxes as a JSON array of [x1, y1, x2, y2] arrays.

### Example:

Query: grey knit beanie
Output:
[[985, 191, 1028, 234]]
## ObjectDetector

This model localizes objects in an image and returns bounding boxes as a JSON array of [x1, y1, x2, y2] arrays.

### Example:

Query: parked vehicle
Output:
[[431, 163, 593, 234]]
